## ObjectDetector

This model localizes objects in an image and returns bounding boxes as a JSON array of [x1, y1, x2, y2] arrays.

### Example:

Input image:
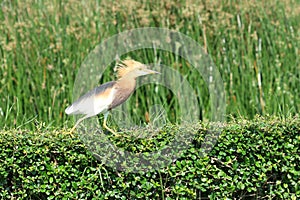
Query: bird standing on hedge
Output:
[[65, 59, 160, 134]]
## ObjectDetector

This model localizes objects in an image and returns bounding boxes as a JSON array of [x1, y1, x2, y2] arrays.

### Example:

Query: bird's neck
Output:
[[117, 75, 137, 89]]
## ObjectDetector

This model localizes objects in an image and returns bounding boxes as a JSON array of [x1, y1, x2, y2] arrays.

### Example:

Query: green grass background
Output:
[[0, 0, 299, 129]]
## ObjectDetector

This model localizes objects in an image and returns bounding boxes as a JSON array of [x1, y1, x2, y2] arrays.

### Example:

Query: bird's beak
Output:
[[145, 69, 160, 74], [142, 64, 160, 74]]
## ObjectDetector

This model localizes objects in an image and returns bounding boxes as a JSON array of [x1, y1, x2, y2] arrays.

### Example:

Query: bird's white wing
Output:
[[65, 81, 116, 116]]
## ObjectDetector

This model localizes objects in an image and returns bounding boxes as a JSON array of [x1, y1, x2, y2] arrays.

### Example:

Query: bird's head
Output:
[[116, 59, 160, 79]]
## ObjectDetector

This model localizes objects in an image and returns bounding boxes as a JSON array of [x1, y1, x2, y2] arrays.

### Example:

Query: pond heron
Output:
[[65, 59, 160, 134]]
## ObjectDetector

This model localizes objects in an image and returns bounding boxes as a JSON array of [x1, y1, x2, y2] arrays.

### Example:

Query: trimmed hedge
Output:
[[0, 116, 299, 199]]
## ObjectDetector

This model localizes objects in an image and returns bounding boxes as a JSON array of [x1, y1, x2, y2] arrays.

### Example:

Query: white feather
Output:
[[65, 85, 116, 117]]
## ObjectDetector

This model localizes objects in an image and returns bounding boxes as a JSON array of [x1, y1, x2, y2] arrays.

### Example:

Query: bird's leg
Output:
[[70, 116, 88, 133], [103, 112, 118, 135]]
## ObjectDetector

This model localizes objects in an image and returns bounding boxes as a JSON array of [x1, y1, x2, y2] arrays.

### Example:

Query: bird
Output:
[[65, 59, 160, 134]]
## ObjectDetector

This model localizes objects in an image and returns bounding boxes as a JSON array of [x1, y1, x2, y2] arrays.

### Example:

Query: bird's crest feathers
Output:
[[116, 59, 144, 78]]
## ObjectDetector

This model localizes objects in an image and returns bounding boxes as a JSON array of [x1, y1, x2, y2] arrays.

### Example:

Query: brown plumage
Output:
[[65, 59, 160, 134]]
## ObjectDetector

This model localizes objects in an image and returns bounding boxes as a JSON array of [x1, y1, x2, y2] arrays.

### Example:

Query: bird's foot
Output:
[[103, 125, 122, 137], [63, 129, 76, 138]]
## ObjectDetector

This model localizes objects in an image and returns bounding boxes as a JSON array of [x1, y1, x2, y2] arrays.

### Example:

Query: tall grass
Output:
[[0, 0, 299, 129]]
